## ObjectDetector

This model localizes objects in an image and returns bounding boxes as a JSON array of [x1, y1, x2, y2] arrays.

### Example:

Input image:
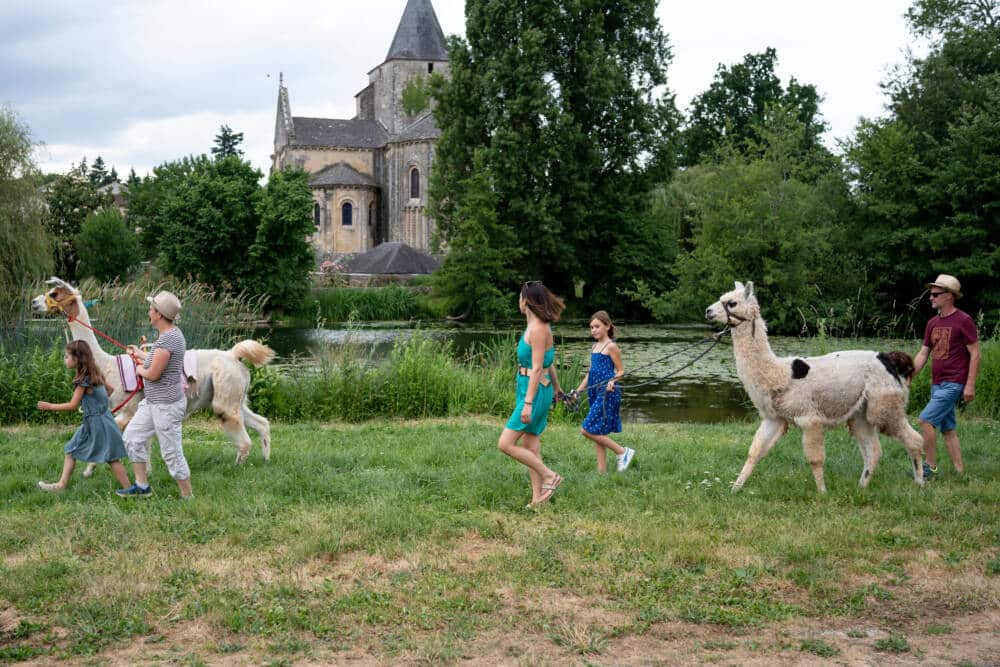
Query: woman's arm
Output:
[[37, 385, 86, 411], [520, 327, 548, 423], [137, 348, 171, 381]]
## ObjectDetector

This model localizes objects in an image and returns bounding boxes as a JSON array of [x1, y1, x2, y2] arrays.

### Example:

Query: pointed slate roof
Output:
[[385, 0, 449, 62], [308, 163, 377, 188], [346, 242, 440, 275]]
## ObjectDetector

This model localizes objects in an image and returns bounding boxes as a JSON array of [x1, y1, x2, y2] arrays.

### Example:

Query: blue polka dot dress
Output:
[[582, 346, 622, 435]]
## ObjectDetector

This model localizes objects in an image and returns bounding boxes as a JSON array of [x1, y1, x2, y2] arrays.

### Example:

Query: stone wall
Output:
[[312, 186, 378, 254]]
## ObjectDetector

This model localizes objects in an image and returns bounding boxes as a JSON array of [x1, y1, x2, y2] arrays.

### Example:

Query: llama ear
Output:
[[744, 281, 754, 298], [734, 281, 745, 291]]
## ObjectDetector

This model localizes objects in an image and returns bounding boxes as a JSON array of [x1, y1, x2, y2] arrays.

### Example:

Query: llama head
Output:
[[705, 281, 759, 328], [31, 277, 82, 318]]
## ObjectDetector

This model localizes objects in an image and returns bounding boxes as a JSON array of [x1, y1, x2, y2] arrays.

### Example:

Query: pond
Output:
[[261, 322, 919, 424]]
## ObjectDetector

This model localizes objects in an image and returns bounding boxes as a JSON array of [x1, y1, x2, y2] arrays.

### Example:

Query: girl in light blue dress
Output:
[[498, 281, 566, 508], [36, 341, 131, 492]]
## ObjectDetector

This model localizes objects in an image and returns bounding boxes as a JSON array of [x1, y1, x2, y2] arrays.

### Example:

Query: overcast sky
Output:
[[3, 0, 921, 178]]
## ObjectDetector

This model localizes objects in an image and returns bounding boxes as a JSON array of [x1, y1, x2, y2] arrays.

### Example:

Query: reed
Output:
[[295, 286, 425, 323]]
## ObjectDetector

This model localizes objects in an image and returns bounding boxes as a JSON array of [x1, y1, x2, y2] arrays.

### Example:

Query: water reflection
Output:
[[259, 322, 918, 425]]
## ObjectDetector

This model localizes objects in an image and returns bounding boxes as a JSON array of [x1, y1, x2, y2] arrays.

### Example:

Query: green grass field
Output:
[[1, 418, 998, 664]]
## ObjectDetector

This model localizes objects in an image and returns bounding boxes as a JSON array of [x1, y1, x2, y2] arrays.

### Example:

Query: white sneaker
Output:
[[617, 448, 635, 472]]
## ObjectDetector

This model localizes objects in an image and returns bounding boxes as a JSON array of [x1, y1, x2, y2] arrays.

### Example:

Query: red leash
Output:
[[66, 314, 144, 414]]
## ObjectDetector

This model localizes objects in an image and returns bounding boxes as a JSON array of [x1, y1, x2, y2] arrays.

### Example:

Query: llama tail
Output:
[[229, 340, 276, 367]]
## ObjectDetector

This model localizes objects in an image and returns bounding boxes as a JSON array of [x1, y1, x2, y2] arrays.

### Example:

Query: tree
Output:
[[126, 156, 201, 255], [430, 0, 678, 314], [108, 166, 119, 185], [631, 107, 857, 333], [0, 106, 52, 328], [75, 208, 141, 283], [846, 0, 1000, 319], [244, 168, 316, 311], [126, 167, 141, 188], [211, 125, 244, 159], [401, 75, 432, 116], [156, 155, 262, 291], [680, 49, 826, 167], [88, 156, 108, 187], [44, 163, 113, 279], [431, 151, 523, 321]]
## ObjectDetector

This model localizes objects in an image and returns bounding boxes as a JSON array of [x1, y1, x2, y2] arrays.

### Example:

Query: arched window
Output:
[[313, 203, 321, 229], [341, 202, 353, 226], [427, 63, 434, 74], [410, 168, 420, 199]]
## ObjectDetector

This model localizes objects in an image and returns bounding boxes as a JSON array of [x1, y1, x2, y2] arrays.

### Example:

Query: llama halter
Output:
[[722, 301, 756, 338]]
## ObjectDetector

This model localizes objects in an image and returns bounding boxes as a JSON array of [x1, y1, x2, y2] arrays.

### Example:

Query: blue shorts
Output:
[[919, 382, 964, 432]]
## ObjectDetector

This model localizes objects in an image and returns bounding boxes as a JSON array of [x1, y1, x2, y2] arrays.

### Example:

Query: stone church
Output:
[[270, 0, 449, 255]]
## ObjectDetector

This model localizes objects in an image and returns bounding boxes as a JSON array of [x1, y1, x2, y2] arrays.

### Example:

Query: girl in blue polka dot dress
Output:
[[572, 311, 635, 473]]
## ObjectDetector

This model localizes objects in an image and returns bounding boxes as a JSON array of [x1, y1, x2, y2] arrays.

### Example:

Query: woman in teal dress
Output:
[[498, 281, 566, 507], [36, 340, 132, 492]]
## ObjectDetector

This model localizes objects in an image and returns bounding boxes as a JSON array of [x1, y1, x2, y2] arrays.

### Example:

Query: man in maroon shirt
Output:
[[912, 274, 980, 478]]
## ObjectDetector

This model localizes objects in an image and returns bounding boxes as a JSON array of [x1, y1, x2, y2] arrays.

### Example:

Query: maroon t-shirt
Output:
[[923, 308, 978, 385]]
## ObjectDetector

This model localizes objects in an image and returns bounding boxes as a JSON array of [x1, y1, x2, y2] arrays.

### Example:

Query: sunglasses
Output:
[[929, 291, 948, 298]]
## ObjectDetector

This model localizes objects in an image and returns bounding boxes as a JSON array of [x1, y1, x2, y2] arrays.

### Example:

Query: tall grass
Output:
[[0, 277, 266, 424], [250, 331, 571, 422], [293, 285, 429, 324]]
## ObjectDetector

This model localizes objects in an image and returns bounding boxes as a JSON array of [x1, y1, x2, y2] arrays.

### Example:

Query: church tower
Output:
[[272, 0, 450, 255]]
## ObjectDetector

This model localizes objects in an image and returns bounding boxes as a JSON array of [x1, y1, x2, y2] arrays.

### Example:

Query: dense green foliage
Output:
[[679, 48, 826, 167], [74, 209, 141, 283], [429, 0, 679, 316], [629, 108, 857, 332], [126, 132, 315, 311], [845, 0, 1000, 322], [298, 285, 424, 323], [211, 124, 245, 159], [157, 155, 262, 290], [42, 164, 112, 280], [244, 168, 316, 312], [0, 108, 52, 340], [1, 418, 998, 661]]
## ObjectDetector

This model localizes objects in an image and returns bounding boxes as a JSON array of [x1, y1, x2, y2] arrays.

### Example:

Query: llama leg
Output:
[[886, 417, 925, 486], [217, 409, 252, 464], [801, 423, 827, 494], [242, 404, 271, 461], [849, 416, 881, 488], [732, 418, 787, 492]]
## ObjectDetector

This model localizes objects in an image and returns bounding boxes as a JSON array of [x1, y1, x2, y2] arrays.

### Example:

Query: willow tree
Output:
[[430, 0, 679, 314], [0, 107, 52, 340]]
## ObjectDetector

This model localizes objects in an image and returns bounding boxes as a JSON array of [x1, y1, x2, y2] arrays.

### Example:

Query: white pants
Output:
[[123, 397, 190, 481]]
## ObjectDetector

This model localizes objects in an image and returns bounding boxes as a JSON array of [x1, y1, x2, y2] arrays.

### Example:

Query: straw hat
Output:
[[926, 274, 962, 299], [147, 290, 182, 320]]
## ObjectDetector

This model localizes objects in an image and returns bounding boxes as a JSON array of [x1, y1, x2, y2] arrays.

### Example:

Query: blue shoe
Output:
[[116, 483, 152, 498], [922, 462, 937, 480]]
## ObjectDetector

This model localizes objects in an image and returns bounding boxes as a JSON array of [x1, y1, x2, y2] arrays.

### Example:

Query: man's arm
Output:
[[913, 345, 931, 376], [964, 341, 980, 402]]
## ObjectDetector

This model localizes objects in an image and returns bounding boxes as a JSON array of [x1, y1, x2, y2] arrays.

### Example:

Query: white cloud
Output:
[[14, 0, 921, 177]]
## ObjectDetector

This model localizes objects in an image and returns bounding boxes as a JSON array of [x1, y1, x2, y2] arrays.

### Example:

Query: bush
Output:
[[75, 208, 141, 282]]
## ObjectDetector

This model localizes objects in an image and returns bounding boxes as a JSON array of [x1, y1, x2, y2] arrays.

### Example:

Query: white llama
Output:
[[32, 278, 275, 466], [706, 281, 925, 493]]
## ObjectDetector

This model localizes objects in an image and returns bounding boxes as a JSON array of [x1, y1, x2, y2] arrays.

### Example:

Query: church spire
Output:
[[385, 0, 448, 62]]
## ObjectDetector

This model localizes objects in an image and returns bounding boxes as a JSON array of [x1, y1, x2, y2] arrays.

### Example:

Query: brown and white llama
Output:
[[706, 281, 925, 493], [32, 278, 275, 467]]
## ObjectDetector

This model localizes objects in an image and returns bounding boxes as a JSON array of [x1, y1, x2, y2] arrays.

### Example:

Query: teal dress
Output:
[[505, 331, 556, 435], [64, 378, 128, 463]]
